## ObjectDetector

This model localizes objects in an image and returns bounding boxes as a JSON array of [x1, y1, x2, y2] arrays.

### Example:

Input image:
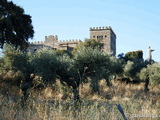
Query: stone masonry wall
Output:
[[27, 26, 116, 55], [90, 26, 116, 55], [27, 35, 81, 53]]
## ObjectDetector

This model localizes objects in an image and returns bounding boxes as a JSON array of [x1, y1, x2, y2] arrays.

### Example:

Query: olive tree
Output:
[[30, 48, 82, 101], [123, 59, 147, 81], [73, 46, 110, 94], [30, 48, 58, 86], [139, 63, 160, 92], [2, 45, 34, 104], [72, 39, 103, 55], [106, 56, 123, 86]]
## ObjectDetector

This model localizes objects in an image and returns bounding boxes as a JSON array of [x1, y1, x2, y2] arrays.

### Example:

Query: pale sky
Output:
[[12, 0, 160, 61]]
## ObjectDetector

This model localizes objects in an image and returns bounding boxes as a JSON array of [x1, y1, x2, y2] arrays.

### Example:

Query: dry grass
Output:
[[0, 74, 160, 120]]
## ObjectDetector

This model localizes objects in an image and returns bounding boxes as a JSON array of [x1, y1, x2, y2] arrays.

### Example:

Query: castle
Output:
[[27, 26, 116, 55]]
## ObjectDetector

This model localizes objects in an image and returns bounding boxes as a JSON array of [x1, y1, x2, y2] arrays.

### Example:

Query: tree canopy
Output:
[[0, 0, 34, 50], [72, 39, 104, 55], [125, 50, 143, 61]]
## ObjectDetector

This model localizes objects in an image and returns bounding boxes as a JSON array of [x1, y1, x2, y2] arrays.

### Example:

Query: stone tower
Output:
[[90, 26, 116, 55]]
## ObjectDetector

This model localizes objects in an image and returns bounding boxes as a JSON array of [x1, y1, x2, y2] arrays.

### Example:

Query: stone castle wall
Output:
[[27, 26, 116, 55], [27, 35, 82, 53]]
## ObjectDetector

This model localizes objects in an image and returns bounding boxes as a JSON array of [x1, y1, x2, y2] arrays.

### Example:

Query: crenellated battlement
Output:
[[29, 41, 44, 45], [45, 35, 58, 41], [90, 26, 112, 31], [59, 39, 82, 44], [90, 26, 116, 37], [29, 39, 81, 45]]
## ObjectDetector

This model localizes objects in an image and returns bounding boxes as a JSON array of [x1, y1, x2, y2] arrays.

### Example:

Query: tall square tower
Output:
[[90, 26, 116, 56]]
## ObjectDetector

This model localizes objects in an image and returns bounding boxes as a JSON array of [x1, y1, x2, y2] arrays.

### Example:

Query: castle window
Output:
[[105, 35, 107, 38], [53, 48, 57, 50], [67, 47, 74, 52], [97, 35, 103, 40], [93, 36, 95, 38], [70, 47, 74, 51]]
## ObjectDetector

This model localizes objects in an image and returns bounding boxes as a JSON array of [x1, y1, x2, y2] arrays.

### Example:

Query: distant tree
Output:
[[0, 0, 34, 50], [117, 53, 125, 60], [72, 39, 103, 55], [125, 50, 143, 61], [83, 39, 104, 49]]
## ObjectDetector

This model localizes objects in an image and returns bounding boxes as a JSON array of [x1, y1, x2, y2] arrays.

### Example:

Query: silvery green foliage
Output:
[[109, 56, 123, 76], [123, 61, 134, 79], [3, 44, 29, 73], [139, 63, 160, 86], [30, 48, 71, 85], [73, 46, 111, 93], [123, 60, 147, 80], [73, 46, 109, 81]]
